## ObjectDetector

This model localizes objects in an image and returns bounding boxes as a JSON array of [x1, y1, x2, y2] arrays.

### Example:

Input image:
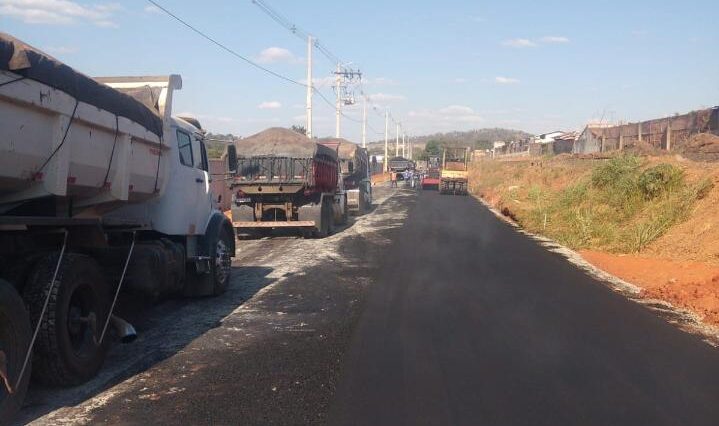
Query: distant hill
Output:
[[365, 128, 533, 156]]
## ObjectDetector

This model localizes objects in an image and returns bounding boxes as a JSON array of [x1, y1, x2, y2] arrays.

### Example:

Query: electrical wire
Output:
[[148, 0, 408, 140], [252, 0, 342, 65], [147, 0, 306, 87]]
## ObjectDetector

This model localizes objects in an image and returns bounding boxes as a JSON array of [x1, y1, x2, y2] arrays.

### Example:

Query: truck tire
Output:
[[314, 199, 330, 238], [340, 196, 349, 225], [325, 197, 335, 235], [210, 225, 233, 296], [187, 225, 234, 297], [0, 279, 31, 422], [23, 254, 110, 386], [357, 190, 366, 215]]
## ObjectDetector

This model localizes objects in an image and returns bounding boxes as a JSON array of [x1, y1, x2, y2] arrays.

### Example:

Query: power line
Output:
[[252, 0, 341, 65], [147, 0, 306, 87]]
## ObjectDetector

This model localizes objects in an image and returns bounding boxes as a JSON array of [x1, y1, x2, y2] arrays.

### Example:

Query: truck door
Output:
[[176, 129, 213, 234]]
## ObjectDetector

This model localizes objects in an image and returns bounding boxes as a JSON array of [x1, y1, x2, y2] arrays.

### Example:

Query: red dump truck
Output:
[[227, 128, 342, 237], [319, 139, 372, 214]]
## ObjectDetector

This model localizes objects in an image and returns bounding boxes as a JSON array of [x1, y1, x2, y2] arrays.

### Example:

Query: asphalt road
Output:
[[329, 189, 719, 426], [23, 187, 719, 425]]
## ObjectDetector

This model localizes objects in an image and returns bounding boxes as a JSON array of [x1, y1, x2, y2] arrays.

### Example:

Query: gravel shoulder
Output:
[[21, 186, 413, 425]]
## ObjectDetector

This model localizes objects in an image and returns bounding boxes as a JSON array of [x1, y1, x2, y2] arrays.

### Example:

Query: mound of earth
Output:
[[683, 133, 719, 161]]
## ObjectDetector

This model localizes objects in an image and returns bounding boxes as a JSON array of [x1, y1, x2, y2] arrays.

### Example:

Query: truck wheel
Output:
[[0, 279, 31, 422], [210, 226, 233, 296], [315, 199, 330, 238], [357, 191, 366, 215], [23, 254, 110, 386], [341, 197, 349, 225]]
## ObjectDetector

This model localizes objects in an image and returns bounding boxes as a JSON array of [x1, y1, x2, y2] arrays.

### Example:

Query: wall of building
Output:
[[574, 107, 718, 155]]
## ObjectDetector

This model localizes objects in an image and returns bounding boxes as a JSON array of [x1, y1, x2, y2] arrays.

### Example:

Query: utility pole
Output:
[[333, 65, 362, 139], [306, 36, 313, 139], [384, 110, 389, 172], [395, 123, 400, 157], [362, 96, 367, 149], [402, 133, 406, 158], [335, 63, 341, 138]]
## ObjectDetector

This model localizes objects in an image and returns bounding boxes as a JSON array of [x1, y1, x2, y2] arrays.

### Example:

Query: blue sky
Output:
[[1, 0, 717, 142]]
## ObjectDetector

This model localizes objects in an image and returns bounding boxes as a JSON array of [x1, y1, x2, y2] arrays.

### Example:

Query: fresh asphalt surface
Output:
[[22, 187, 719, 425], [328, 189, 719, 425]]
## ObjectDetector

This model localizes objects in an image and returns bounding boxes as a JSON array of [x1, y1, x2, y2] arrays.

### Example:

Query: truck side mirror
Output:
[[226, 144, 238, 173]]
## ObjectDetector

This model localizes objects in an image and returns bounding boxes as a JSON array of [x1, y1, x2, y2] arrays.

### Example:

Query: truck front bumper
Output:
[[232, 221, 316, 228]]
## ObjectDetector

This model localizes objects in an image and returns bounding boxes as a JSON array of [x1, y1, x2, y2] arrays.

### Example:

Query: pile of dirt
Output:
[[581, 250, 719, 325], [646, 162, 719, 265], [682, 133, 719, 161]]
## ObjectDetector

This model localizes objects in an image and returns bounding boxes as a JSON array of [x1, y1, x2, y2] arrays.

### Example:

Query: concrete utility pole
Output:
[[395, 123, 400, 157], [305, 36, 313, 139], [362, 96, 367, 149], [384, 110, 389, 172], [402, 133, 406, 158], [335, 63, 341, 138]]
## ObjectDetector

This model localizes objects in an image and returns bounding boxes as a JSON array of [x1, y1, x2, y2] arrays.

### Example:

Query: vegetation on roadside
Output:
[[471, 155, 714, 253]]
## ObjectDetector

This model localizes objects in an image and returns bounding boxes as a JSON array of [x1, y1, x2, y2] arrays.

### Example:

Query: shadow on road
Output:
[[16, 265, 275, 425]]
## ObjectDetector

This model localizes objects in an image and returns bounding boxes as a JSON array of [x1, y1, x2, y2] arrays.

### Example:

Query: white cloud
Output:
[[364, 76, 396, 86], [256, 47, 298, 64], [469, 15, 486, 23], [44, 45, 78, 54], [301, 76, 335, 88], [408, 105, 483, 126], [454, 78, 468, 84], [501, 38, 536, 48], [495, 76, 520, 85], [439, 105, 474, 115], [143, 4, 160, 14], [540, 35, 570, 44], [0, 0, 121, 27], [502, 36, 570, 48], [368, 93, 406, 103], [258, 101, 282, 110]]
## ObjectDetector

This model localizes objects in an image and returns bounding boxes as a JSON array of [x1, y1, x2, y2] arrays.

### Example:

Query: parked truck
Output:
[[439, 148, 470, 195], [226, 128, 342, 237], [388, 156, 413, 178], [0, 34, 234, 421], [319, 138, 372, 214]]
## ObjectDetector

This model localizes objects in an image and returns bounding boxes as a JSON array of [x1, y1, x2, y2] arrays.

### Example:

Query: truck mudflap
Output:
[[346, 189, 360, 211]]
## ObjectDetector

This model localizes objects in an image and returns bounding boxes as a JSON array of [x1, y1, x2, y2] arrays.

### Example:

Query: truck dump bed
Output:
[[231, 128, 338, 193], [0, 33, 170, 215], [319, 138, 369, 188]]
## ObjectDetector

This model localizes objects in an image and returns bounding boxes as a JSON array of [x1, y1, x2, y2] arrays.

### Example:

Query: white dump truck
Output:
[[0, 33, 234, 421]]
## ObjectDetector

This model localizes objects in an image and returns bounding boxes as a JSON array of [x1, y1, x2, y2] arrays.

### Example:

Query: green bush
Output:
[[637, 164, 684, 199], [591, 155, 642, 189]]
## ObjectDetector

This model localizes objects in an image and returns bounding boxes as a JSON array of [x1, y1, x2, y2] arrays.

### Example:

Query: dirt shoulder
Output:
[[580, 250, 719, 326], [470, 152, 719, 327]]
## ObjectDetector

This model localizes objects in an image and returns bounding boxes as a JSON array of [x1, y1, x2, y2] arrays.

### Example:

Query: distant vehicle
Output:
[[320, 139, 372, 215], [422, 169, 441, 190], [0, 34, 234, 421], [226, 128, 343, 238], [388, 156, 414, 180], [439, 148, 470, 195]]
